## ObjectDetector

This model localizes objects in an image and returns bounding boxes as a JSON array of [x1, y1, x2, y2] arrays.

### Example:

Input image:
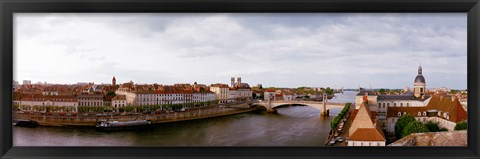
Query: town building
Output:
[[354, 65, 432, 130], [16, 94, 78, 112], [116, 82, 216, 107], [227, 77, 253, 102], [353, 65, 468, 135], [348, 95, 386, 146], [210, 83, 229, 104], [386, 95, 467, 132], [264, 89, 276, 101], [112, 95, 127, 112], [77, 94, 104, 107]]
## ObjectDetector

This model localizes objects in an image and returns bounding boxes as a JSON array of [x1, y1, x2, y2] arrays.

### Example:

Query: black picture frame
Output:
[[1, 0, 479, 158]]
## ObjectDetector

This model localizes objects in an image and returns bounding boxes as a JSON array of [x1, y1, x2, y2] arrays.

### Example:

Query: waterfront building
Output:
[[116, 82, 216, 107], [282, 92, 295, 101], [264, 89, 276, 101], [112, 95, 127, 112], [17, 94, 78, 112], [348, 95, 386, 146], [210, 83, 229, 104], [77, 94, 104, 107]]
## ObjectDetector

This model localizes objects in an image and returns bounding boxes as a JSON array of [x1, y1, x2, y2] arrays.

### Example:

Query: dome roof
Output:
[[414, 64, 426, 84], [415, 75, 426, 83]]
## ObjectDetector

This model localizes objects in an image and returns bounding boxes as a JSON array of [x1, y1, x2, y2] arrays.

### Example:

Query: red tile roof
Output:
[[112, 95, 127, 100], [349, 128, 386, 141], [387, 95, 467, 123]]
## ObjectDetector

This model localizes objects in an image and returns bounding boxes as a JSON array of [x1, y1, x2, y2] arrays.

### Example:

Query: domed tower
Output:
[[112, 76, 116, 86], [413, 65, 426, 98]]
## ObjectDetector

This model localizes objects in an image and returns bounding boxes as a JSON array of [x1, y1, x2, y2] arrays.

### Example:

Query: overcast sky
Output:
[[14, 13, 467, 89]]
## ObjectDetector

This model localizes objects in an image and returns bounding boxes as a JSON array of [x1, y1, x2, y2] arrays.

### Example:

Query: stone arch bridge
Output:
[[251, 100, 346, 116]]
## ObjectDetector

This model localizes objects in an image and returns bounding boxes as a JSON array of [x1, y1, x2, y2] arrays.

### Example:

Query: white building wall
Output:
[[115, 90, 137, 105], [348, 141, 385, 146], [210, 87, 229, 103]]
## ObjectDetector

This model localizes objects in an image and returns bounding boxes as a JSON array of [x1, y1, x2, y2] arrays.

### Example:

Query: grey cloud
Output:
[[15, 13, 467, 89]]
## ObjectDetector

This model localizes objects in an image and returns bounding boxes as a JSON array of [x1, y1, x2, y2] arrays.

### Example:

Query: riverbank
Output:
[[13, 103, 261, 127]]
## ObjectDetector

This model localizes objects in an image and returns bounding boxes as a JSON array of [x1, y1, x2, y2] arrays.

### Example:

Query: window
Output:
[[418, 112, 421, 116], [387, 103, 390, 107], [394, 103, 397, 107], [398, 112, 401, 116], [400, 103, 403, 107], [378, 103, 381, 108], [423, 111, 426, 116], [407, 103, 409, 107]]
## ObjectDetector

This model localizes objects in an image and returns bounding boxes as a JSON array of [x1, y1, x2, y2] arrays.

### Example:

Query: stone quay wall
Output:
[[13, 103, 259, 127]]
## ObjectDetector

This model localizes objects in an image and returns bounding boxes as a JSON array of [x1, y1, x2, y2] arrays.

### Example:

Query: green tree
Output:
[[325, 87, 334, 95], [455, 121, 468, 130], [379, 88, 386, 93], [395, 114, 416, 139], [425, 121, 440, 132], [106, 91, 115, 96], [401, 121, 429, 138], [118, 107, 126, 112]]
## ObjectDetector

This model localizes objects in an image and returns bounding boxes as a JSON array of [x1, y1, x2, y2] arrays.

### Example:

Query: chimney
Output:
[[421, 95, 425, 99], [451, 95, 455, 102], [440, 96, 443, 100]]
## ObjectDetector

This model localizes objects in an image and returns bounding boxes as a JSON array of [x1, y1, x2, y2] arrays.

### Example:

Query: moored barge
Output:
[[96, 120, 153, 131], [13, 119, 39, 128]]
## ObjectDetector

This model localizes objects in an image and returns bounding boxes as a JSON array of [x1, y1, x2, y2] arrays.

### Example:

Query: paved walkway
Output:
[[334, 112, 353, 146]]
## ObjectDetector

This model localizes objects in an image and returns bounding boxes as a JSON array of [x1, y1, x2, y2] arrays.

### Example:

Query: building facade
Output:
[[348, 96, 386, 146], [210, 83, 229, 104]]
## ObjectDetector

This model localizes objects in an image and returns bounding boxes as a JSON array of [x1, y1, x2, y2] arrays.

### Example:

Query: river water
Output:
[[13, 91, 357, 146]]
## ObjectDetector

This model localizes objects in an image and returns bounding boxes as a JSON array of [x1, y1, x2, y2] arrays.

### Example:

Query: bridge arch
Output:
[[250, 100, 346, 116]]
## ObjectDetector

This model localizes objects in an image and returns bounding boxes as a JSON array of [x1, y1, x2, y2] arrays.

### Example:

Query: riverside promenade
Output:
[[13, 103, 260, 127]]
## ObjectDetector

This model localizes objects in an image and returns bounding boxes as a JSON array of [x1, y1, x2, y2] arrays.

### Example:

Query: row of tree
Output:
[[330, 103, 352, 129], [395, 114, 468, 139]]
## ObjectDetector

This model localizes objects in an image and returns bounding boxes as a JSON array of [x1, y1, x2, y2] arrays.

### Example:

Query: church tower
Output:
[[413, 65, 426, 98], [112, 76, 116, 86]]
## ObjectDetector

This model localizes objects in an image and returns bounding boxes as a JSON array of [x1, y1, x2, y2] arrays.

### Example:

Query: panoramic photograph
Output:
[[12, 13, 467, 147]]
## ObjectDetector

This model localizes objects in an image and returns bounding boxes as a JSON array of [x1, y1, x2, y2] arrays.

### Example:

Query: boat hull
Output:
[[13, 120, 39, 128], [95, 120, 153, 131]]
